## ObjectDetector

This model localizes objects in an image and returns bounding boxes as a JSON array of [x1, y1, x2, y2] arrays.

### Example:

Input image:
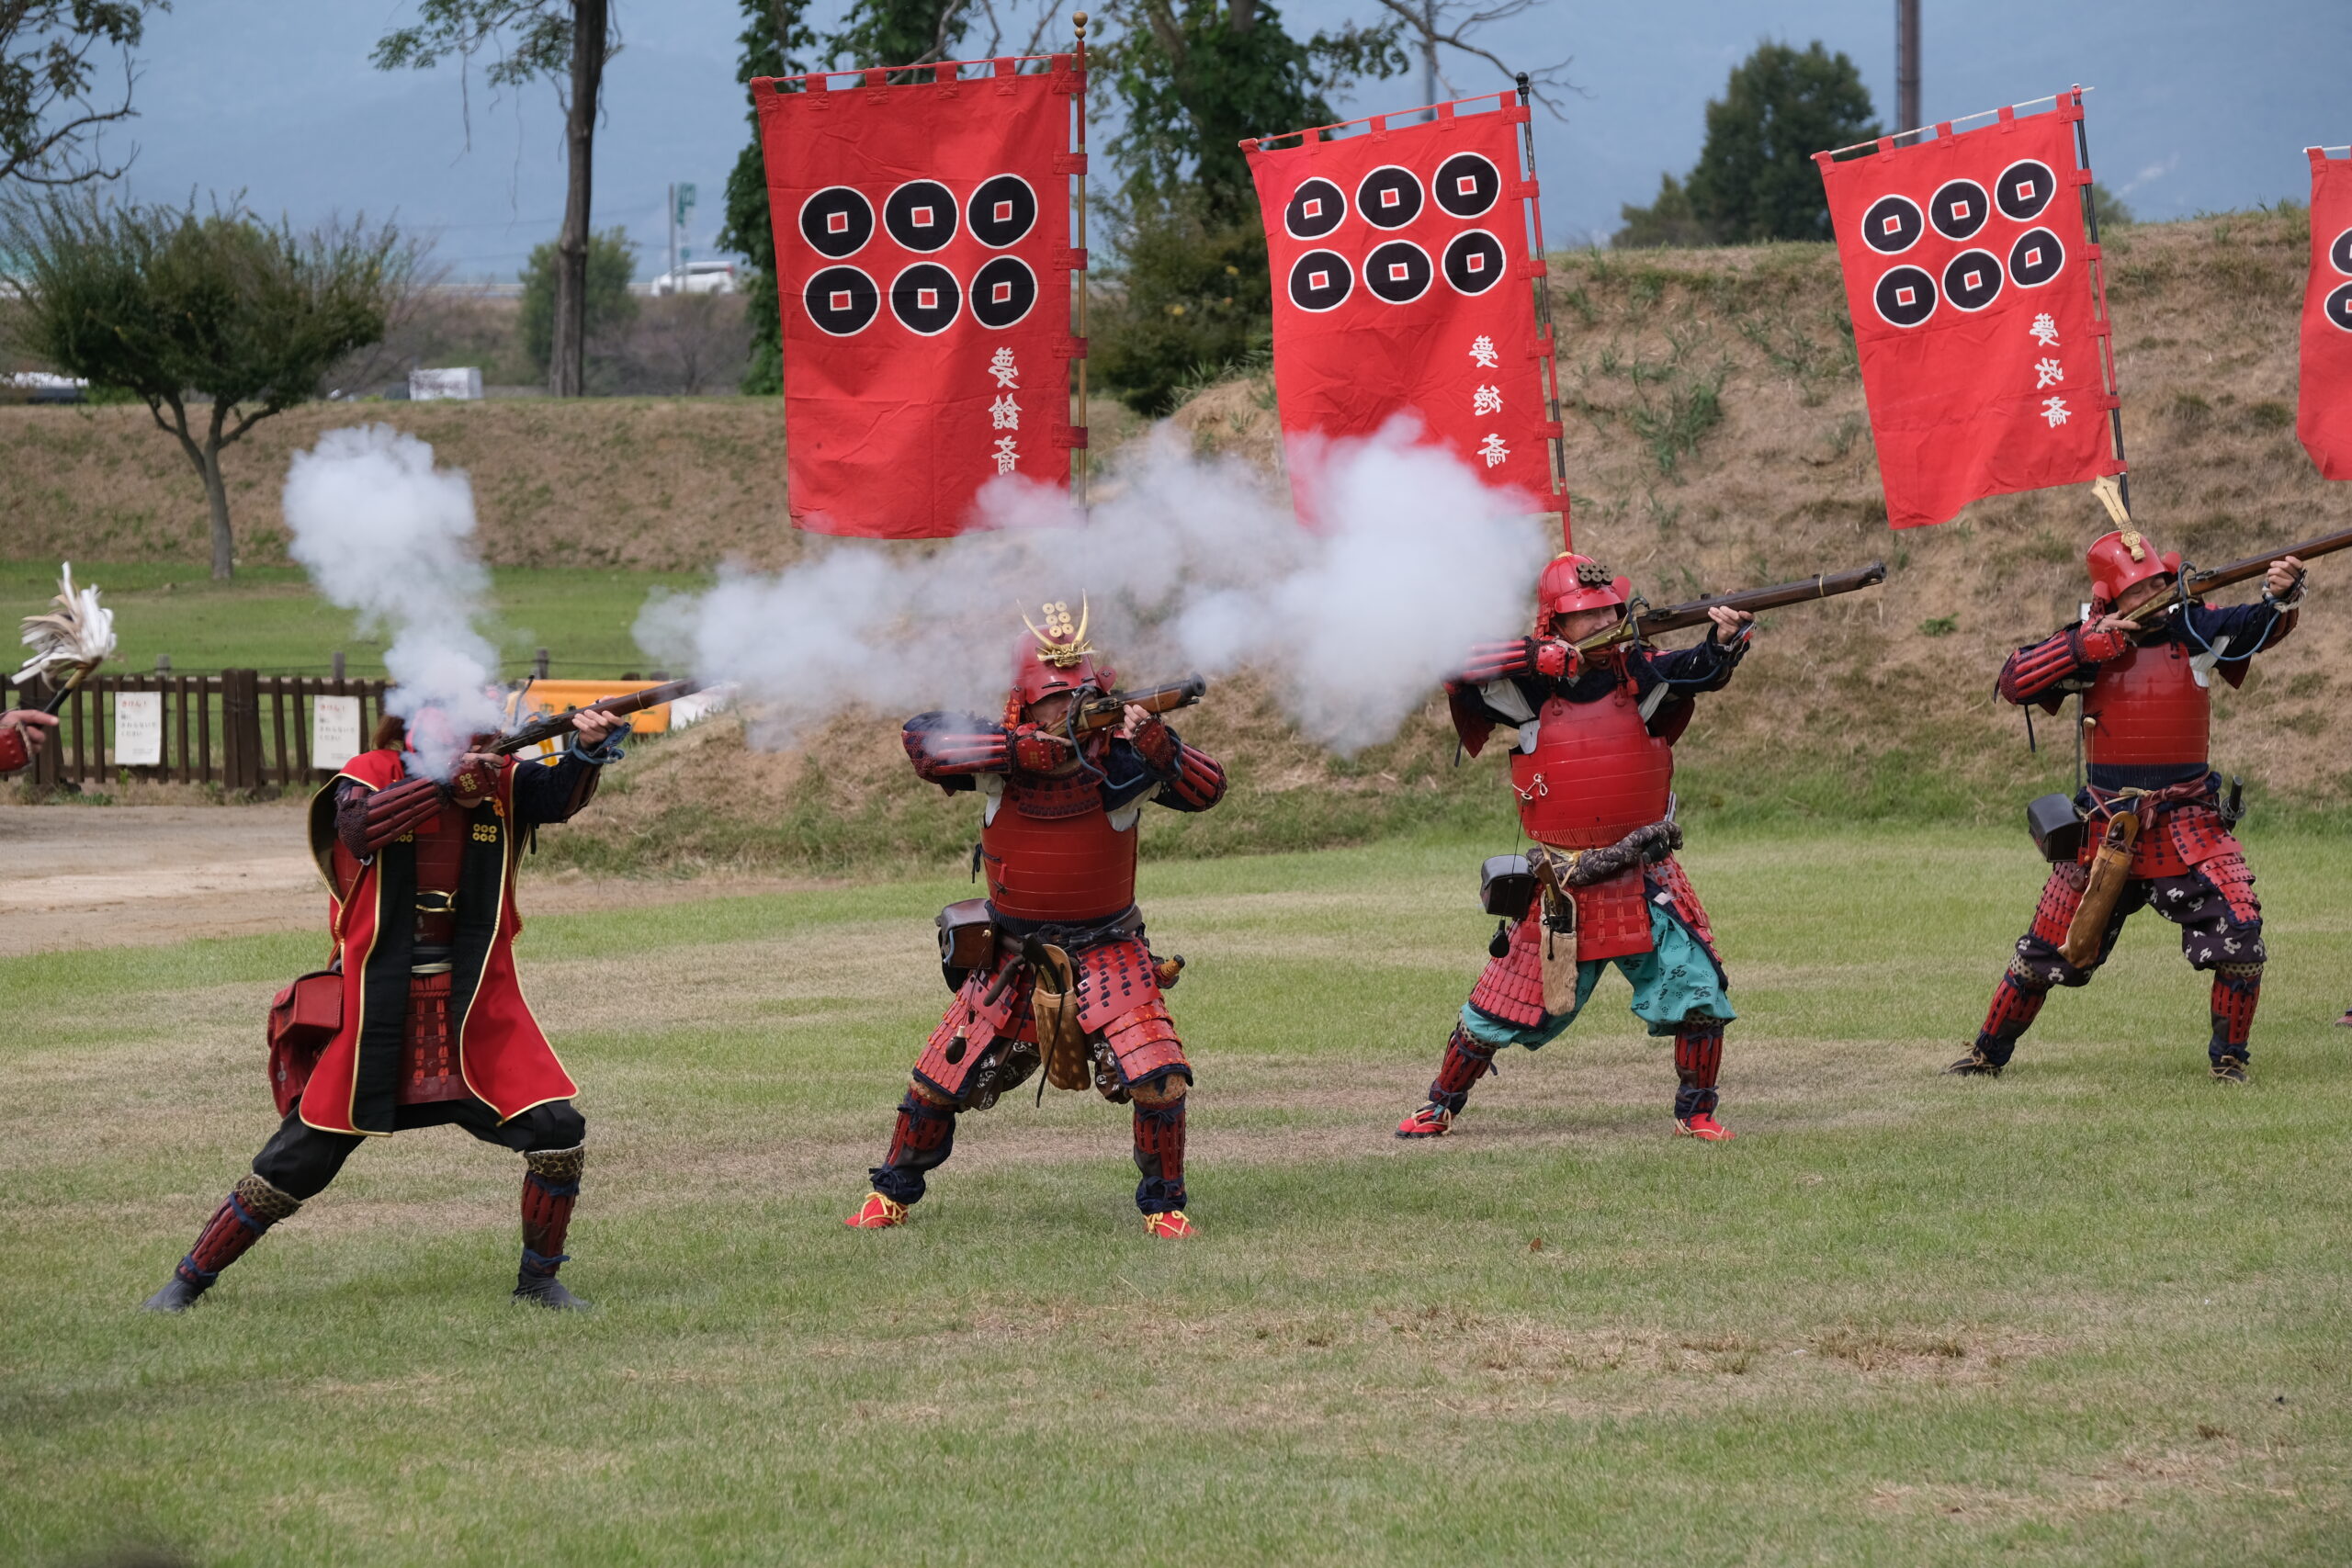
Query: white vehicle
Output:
[[650, 261, 739, 297]]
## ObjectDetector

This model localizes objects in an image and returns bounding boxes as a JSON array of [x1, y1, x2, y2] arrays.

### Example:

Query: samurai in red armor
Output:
[[847, 608, 1227, 1239], [1951, 526, 2308, 1084], [141, 706, 629, 1313], [1397, 553, 1754, 1144]]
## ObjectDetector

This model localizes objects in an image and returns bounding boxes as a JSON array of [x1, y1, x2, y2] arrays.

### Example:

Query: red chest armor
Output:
[[1510, 682, 1675, 850], [980, 774, 1139, 923], [2085, 640, 2210, 770]]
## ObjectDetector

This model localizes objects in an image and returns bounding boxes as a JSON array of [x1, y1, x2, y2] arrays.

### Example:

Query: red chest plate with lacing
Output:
[[980, 777, 1138, 922], [1509, 684, 1675, 849], [2085, 641, 2210, 769], [410, 802, 469, 944]]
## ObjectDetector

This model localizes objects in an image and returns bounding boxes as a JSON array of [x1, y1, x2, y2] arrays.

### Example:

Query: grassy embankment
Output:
[[4, 824, 2349, 1564], [3, 209, 2343, 864]]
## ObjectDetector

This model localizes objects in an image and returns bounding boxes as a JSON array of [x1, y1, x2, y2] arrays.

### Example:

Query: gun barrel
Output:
[[492, 676, 707, 754], [2185, 527, 2352, 593], [1628, 561, 1888, 638]]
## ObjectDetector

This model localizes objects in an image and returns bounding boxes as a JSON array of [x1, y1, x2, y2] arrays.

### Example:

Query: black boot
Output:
[[513, 1267, 591, 1311]]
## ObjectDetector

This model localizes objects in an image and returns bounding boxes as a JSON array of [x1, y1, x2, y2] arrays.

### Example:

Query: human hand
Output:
[[0, 708, 59, 755], [572, 709, 626, 745], [1707, 606, 1755, 638], [2267, 556, 2307, 601]]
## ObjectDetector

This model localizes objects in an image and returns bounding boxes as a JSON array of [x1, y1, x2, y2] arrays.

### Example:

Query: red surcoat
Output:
[[299, 748, 577, 1135]]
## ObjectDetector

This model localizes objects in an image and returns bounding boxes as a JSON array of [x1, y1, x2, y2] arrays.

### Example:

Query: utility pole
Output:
[[666, 181, 678, 292], [1895, 0, 1920, 140], [1421, 0, 1438, 118]]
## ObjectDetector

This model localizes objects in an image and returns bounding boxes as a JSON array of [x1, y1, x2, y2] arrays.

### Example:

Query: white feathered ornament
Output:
[[15, 563, 118, 710]]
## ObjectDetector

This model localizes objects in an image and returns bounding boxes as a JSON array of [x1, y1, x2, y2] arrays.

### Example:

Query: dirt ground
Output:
[[0, 804, 816, 956]]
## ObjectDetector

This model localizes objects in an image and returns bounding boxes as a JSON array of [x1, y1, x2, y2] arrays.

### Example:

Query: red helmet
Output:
[[2085, 527, 2179, 610], [1009, 600, 1114, 709], [1535, 553, 1631, 624]]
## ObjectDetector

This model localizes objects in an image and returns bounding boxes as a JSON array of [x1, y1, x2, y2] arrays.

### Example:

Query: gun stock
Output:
[[1574, 561, 1887, 652], [1071, 675, 1208, 734], [491, 677, 707, 755]]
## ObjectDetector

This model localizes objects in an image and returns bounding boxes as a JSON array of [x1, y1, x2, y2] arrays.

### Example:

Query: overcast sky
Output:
[[107, 0, 2340, 278]]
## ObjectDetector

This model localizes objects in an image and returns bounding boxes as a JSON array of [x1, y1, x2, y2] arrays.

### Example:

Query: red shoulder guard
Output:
[[903, 713, 1009, 786]]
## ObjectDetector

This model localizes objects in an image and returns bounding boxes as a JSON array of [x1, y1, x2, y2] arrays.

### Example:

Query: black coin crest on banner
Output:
[[1288, 249, 1353, 312], [889, 262, 961, 333], [2008, 226, 2065, 288], [1285, 177, 1347, 240], [1929, 178, 1990, 241], [1861, 194, 1924, 254], [1357, 165, 1423, 230], [1433, 152, 1500, 219], [1873, 265, 1938, 328], [884, 179, 959, 252], [2330, 227, 2352, 277], [805, 265, 880, 335], [1365, 239, 1433, 304], [1941, 248, 2004, 312], [1995, 159, 2056, 221], [967, 175, 1037, 249], [2326, 280, 2352, 333], [800, 186, 875, 259], [970, 255, 1038, 328], [1442, 229, 1508, 296]]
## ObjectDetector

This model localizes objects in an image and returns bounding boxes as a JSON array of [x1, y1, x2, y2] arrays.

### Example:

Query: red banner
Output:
[[1244, 96, 1560, 524], [2300, 148, 2352, 480], [755, 58, 1083, 537], [1816, 96, 2121, 529]]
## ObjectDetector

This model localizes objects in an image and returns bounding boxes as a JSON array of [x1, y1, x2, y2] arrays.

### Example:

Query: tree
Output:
[[718, 0, 812, 396], [1611, 172, 1713, 250], [1683, 40, 1875, 243], [2089, 182, 2133, 232], [1102, 0, 1402, 221], [2, 196, 409, 579], [0, 0, 163, 187], [373, 1, 617, 398], [1092, 0, 1400, 411], [518, 225, 637, 377]]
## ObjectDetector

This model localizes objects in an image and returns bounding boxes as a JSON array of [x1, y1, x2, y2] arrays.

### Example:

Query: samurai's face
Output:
[[1549, 606, 1623, 645], [2115, 573, 2175, 618], [1026, 692, 1077, 729]]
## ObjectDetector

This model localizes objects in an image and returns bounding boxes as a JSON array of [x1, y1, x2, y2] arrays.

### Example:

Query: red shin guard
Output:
[[1429, 1025, 1498, 1113], [177, 1174, 301, 1290], [1974, 972, 2049, 1066], [519, 1145, 584, 1278], [2210, 965, 2260, 1062], [1672, 1025, 1724, 1120], [1132, 1096, 1187, 1214]]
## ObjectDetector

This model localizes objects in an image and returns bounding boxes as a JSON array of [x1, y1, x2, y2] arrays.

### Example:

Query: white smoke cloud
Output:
[[283, 424, 504, 781], [636, 417, 1552, 754]]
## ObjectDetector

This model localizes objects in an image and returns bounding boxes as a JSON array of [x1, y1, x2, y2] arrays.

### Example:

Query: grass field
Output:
[[0, 560, 707, 681], [4, 823, 2348, 1565]]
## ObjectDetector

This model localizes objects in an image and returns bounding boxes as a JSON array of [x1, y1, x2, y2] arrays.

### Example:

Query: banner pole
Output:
[[2069, 84, 2128, 513], [1072, 10, 1091, 511], [1513, 72, 1569, 547]]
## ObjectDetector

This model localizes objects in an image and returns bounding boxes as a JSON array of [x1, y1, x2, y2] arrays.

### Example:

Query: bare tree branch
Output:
[[1366, 0, 1579, 120]]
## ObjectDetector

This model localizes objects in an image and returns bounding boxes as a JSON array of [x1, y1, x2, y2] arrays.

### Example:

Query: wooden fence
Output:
[[0, 671, 393, 793]]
